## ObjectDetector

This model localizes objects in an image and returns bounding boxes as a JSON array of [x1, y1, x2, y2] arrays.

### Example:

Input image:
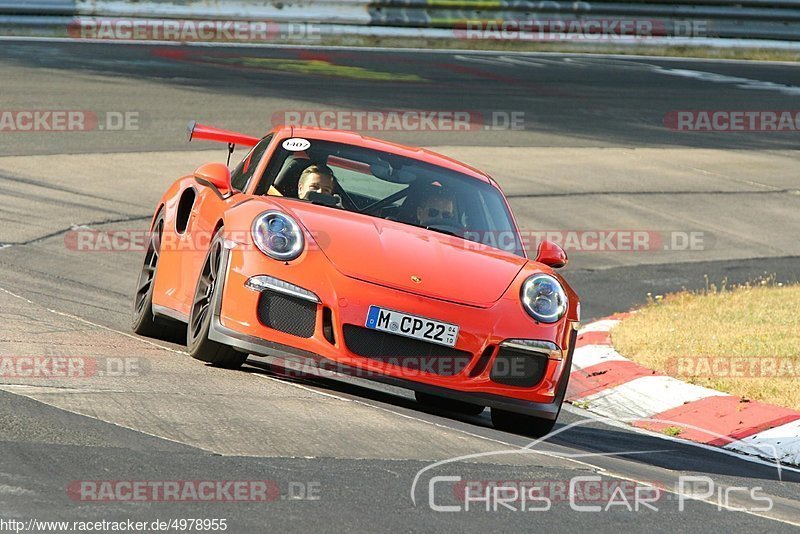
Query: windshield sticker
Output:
[[282, 138, 311, 151]]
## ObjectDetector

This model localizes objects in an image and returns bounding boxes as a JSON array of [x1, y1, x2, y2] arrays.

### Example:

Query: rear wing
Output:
[[187, 120, 262, 165], [186, 121, 260, 148]]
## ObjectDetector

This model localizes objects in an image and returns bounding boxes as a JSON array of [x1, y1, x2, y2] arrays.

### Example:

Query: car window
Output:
[[230, 134, 272, 192], [254, 138, 523, 257], [327, 156, 406, 211]]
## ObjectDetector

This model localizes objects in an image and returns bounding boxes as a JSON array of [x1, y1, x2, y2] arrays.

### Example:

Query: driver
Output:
[[297, 164, 336, 200], [417, 188, 457, 227]]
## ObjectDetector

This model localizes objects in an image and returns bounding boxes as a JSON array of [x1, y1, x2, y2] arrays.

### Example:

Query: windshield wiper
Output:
[[425, 226, 459, 238]]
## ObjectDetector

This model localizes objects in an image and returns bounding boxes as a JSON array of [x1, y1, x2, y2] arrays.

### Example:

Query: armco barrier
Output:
[[2, 0, 800, 44], [75, 0, 372, 24], [0, 0, 75, 15], [367, 0, 800, 41]]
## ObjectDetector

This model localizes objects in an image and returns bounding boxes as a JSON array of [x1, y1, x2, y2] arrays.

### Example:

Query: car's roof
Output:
[[275, 126, 493, 184]]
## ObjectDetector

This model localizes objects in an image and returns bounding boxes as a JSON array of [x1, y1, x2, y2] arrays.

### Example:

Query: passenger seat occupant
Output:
[[298, 164, 335, 200], [417, 188, 456, 227]]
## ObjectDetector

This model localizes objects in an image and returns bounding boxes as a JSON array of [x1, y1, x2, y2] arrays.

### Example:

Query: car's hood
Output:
[[284, 202, 527, 307]]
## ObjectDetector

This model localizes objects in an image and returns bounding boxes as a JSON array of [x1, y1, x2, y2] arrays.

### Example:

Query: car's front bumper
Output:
[[212, 244, 577, 419]]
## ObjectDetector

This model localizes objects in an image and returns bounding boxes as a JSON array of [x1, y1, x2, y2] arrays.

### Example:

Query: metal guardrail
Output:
[[365, 0, 800, 41], [0, 0, 75, 15], [1, 0, 799, 43]]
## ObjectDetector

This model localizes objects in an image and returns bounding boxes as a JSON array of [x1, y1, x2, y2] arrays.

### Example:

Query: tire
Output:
[[187, 228, 247, 369], [415, 391, 485, 416], [490, 408, 557, 437], [132, 212, 184, 340]]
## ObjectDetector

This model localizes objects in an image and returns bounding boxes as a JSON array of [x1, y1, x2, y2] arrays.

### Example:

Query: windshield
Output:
[[254, 139, 524, 257]]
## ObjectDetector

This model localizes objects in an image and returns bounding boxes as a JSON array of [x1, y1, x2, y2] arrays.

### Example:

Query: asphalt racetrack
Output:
[[0, 40, 799, 532]]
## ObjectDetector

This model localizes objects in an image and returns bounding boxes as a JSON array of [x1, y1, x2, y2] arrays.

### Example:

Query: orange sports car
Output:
[[132, 122, 580, 436]]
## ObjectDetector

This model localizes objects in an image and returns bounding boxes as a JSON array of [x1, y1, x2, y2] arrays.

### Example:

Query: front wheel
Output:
[[187, 229, 247, 369], [491, 408, 557, 437]]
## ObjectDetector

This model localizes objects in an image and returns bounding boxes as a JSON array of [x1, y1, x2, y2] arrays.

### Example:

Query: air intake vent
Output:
[[490, 348, 548, 388], [342, 324, 471, 376], [257, 291, 316, 338]]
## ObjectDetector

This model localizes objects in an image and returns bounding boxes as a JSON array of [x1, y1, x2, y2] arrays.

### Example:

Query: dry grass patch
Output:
[[612, 280, 800, 410]]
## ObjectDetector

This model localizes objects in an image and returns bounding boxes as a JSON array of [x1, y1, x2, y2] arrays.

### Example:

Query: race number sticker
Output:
[[282, 138, 311, 151]]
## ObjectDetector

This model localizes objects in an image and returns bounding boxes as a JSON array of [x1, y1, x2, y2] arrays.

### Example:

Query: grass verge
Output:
[[612, 279, 800, 410]]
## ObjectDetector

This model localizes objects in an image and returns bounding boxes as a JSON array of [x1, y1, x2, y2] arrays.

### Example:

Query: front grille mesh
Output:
[[490, 347, 548, 388], [256, 291, 316, 338], [342, 324, 471, 376]]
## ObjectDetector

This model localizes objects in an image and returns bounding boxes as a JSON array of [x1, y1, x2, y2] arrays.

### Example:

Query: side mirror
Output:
[[194, 162, 232, 195], [536, 240, 567, 268]]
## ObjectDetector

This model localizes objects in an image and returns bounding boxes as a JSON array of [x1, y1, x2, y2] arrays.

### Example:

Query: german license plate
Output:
[[365, 306, 459, 347]]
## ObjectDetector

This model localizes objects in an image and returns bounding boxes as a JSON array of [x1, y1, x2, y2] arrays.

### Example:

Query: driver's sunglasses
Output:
[[427, 208, 454, 219]]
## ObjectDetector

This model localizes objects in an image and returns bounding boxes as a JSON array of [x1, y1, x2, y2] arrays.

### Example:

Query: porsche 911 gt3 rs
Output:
[[132, 122, 580, 436]]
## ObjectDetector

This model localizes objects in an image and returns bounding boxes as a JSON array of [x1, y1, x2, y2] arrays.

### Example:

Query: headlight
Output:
[[252, 211, 304, 261], [520, 274, 568, 323]]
